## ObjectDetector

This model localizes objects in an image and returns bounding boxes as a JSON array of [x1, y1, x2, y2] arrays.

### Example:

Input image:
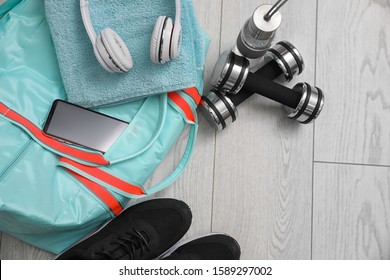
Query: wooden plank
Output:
[[212, 0, 317, 259], [314, 0, 390, 165], [312, 163, 390, 259], [0, 233, 54, 260]]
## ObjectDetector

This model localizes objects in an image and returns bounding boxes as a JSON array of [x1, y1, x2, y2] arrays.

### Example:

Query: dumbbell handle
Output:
[[228, 61, 301, 108], [226, 60, 281, 106], [255, 59, 282, 80]]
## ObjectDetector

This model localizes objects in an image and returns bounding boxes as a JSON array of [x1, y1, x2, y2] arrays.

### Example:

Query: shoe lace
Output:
[[95, 228, 151, 260]]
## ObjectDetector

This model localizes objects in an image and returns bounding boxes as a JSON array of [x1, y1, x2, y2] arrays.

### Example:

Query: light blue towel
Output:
[[44, 0, 208, 107]]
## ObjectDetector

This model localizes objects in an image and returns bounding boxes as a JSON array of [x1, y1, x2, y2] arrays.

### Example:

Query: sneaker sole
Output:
[[157, 232, 240, 260]]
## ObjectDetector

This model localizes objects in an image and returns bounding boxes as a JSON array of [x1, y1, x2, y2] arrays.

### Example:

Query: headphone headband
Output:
[[80, 0, 182, 45], [174, 0, 182, 29], [80, 0, 97, 44]]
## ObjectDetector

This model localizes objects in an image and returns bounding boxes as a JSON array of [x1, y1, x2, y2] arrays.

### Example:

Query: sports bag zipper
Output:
[[0, 139, 33, 181]]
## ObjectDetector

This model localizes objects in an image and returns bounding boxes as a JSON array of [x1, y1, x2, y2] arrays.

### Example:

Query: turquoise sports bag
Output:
[[0, 0, 206, 254]]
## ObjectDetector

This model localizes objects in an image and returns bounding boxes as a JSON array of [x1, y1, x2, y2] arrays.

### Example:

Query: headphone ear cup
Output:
[[160, 17, 173, 63], [150, 16, 166, 64], [150, 16, 173, 64], [95, 28, 133, 73], [170, 24, 181, 60], [95, 34, 117, 73], [150, 16, 164, 64], [101, 28, 133, 72]]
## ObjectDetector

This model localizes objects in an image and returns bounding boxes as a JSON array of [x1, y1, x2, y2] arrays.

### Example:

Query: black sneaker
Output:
[[56, 198, 192, 260], [161, 234, 241, 260]]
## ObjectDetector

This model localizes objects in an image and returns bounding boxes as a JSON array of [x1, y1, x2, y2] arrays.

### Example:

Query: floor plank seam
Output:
[[311, 0, 320, 261], [210, 0, 224, 234], [311, 126, 316, 260], [314, 161, 390, 168]]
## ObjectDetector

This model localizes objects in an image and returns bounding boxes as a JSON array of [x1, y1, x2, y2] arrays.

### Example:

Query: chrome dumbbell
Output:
[[200, 41, 324, 130], [201, 78, 323, 131]]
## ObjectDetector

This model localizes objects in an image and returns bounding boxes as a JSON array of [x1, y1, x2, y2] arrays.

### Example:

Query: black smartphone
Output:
[[43, 100, 128, 153]]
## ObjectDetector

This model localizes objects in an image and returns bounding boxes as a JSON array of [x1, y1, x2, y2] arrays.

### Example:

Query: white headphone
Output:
[[150, 0, 182, 64], [80, 0, 182, 73]]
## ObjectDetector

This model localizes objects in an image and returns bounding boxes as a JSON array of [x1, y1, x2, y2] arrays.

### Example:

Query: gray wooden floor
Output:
[[1, 0, 390, 260]]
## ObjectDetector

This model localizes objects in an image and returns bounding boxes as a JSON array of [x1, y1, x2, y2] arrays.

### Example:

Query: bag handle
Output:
[[145, 122, 198, 195], [126, 94, 167, 159], [105, 93, 167, 164], [144, 89, 201, 195]]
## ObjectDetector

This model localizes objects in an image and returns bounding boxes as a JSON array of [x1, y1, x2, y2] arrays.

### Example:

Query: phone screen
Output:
[[43, 100, 128, 153]]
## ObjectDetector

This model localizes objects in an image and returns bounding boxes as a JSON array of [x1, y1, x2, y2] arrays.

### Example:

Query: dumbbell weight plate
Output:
[[210, 51, 250, 95], [200, 90, 237, 131], [263, 41, 304, 82], [285, 83, 324, 124]]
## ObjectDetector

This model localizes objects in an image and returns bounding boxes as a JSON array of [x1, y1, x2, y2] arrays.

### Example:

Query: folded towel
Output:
[[44, 0, 207, 107]]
